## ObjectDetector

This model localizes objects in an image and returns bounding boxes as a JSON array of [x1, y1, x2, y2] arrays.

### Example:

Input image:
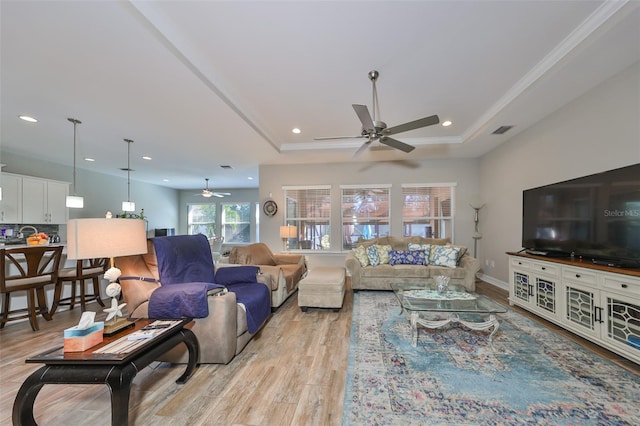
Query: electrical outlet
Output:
[[485, 259, 489, 267]]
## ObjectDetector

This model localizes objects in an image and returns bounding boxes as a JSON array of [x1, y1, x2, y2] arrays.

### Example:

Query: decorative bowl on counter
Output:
[[27, 233, 49, 245]]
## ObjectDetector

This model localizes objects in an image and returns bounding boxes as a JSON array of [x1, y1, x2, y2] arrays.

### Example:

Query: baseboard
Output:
[[478, 273, 508, 290]]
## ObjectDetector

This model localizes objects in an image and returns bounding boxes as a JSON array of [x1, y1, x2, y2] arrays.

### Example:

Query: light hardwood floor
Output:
[[1, 281, 638, 425]]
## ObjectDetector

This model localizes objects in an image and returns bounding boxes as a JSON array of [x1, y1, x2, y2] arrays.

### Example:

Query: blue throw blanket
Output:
[[149, 282, 223, 319], [149, 235, 270, 332], [149, 234, 217, 318], [153, 234, 215, 285], [215, 267, 271, 334]]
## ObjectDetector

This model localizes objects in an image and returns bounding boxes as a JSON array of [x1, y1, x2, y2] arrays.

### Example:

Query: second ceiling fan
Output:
[[315, 70, 440, 157], [200, 178, 230, 198]]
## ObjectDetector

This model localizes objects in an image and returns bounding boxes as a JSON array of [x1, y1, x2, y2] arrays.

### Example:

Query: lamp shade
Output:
[[67, 218, 148, 260], [279, 225, 297, 239]]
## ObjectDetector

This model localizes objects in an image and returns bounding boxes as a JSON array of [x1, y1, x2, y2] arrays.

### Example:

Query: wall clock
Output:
[[263, 200, 278, 216]]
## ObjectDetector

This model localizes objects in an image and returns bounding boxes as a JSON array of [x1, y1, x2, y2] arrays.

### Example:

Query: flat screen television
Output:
[[522, 163, 640, 268]]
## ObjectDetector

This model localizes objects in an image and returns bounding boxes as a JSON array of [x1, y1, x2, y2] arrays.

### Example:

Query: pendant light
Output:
[[65, 118, 84, 208], [121, 139, 135, 212]]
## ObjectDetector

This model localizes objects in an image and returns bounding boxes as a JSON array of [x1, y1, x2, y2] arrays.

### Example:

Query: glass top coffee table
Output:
[[391, 281, 507, 347]]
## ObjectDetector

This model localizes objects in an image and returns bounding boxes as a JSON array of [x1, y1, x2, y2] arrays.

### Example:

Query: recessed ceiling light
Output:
[[247, 176, 254, 180], [142, 156, 152, 160], [84, 157, 95, 162], [442, 120, 452, 127], [292, 128, 301, 134], [163, 179, 169, 182], [19, 115, 38, 123]]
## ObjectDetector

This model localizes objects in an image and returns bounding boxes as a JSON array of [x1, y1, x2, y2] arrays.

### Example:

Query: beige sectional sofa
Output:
[[228, 243, 307, 308], [345, 236, 480, 292], [116, 239, 268, 364]]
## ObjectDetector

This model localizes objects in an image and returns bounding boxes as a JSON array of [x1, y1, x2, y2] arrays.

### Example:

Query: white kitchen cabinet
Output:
[[21, 177, 69, 224], [0, 173, 22, 223], [509, 253, 640, 364]]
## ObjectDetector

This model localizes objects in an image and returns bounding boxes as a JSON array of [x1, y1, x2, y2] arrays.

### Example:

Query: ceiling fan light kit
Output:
[[201, 178, 230, 198], [315, 70, 439, 157]]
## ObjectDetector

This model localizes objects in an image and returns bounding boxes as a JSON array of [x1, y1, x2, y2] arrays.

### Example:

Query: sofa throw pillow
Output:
[[431, 245, 460, 268], [445, 244, 468, 265], [367, 245, 381, 266], [389, 250, 427, 266], [353, 245, 370, 267], [376, 244, 392, 265], [407, 243, 431, 264]]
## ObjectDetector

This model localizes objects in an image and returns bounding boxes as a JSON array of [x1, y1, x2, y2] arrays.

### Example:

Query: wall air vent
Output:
[[492, 125, 514, 135], [220, 165, 233, 169]]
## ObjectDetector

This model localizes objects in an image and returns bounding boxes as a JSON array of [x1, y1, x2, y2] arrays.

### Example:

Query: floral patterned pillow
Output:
[[389, 250, 427, 266], [407, 243, 431, 264], [430, 245, 460, 268], [353, 245, 370, 267], [367, 245, 381, 266], [376, 244, 392, 265]]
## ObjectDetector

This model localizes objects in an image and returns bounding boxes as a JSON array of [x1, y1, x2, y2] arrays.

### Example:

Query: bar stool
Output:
[[0, 246, 63, 331], [50, 257, 109, 315]]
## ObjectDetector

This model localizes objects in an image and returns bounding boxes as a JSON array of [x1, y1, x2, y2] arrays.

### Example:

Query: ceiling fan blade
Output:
[[352, 104, 375, 133], [379, 136, 415, 153], [213, 192, 231, 197], [353, 139, 373, 158], [314, 135, 365, 141], [384, 115, 440, 136]]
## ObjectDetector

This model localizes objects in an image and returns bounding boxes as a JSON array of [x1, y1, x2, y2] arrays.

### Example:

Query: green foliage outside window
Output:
[[222, 203, 251, 243], [188, 204, 217, 237]]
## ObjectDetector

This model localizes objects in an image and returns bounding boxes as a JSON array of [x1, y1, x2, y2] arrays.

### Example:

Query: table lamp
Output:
[[279, 225, 297, 251], [67, 218, 148, 335]]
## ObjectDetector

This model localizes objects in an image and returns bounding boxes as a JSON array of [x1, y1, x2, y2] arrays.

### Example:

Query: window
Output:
[[283, 186, 331, 250], [187, 204, 217, 237], [402, 184, 455, 240], [221, 202, 251, 243], [341, 185, 391, 250]]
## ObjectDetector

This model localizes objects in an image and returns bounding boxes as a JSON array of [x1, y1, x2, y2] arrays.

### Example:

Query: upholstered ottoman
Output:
[[298, 267, 346, 312]]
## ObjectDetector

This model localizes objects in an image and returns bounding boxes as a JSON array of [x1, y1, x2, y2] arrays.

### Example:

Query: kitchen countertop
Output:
[[1, 243, 66, 250]]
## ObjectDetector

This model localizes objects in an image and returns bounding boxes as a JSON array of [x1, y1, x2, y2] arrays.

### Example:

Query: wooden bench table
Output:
[[13, 318, 199, 426]]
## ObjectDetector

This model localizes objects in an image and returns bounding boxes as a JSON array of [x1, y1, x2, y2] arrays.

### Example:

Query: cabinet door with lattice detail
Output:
[[564, 281, 601, 339], [601, 274, 640, 362], [535, 276, 558, 316]]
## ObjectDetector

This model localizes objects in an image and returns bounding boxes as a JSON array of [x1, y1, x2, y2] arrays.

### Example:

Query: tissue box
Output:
[[63, 322, 104, 352]]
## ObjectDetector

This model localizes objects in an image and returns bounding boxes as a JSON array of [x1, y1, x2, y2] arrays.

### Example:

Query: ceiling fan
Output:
[[315, 70, 440, 157], [200, 178, 230, 198]]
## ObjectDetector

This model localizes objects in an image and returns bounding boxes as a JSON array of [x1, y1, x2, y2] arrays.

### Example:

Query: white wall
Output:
[[259, 158, 481, 268], [479, 62, 640, 288]]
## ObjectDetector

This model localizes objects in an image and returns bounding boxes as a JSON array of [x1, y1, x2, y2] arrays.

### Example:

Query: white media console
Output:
[[508, 252, 640, 364]]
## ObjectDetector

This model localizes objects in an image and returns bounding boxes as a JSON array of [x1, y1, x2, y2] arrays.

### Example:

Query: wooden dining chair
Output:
[[0, 245, 63, 331], [50, 257, 109, 315]]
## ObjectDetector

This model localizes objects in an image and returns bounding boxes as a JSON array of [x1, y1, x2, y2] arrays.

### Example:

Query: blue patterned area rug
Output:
[[342, 291, 640, 425]]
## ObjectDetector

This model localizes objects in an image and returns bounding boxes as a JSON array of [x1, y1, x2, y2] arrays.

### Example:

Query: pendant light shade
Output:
[[65, 118, 84, 208], [121, 139, 135, 212]]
